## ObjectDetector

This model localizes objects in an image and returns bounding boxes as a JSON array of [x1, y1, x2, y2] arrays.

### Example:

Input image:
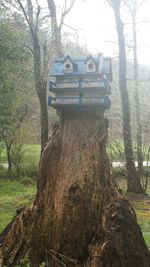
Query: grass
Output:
[[107, 140, 125, 162], [0, 144, 41, 178], [116, 176, 150, 249], [0, 178, 37, 232], [131, 198, 150, 250], [23, 144, 41, 164], [0, 144, 41, 165], [0, 175, 150, 251], [0, 144, 40, 232]]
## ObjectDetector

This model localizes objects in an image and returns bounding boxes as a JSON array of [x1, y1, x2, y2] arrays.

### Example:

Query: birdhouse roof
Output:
[[85, 55, 96, 63], [50, 55, 112, 82], [62, 55, 76, 66]]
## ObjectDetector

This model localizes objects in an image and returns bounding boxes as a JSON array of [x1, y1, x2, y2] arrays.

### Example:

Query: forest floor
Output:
[[0, 177, 150, 249]]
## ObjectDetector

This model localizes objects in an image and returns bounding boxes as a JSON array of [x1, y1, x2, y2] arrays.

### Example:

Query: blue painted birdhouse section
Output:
[[48, 55, 112, 110]]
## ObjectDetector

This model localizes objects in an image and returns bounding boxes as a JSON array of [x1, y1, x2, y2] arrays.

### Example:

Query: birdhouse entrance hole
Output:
[[88, 63, 94, 70], [65, 63, 71, 69]]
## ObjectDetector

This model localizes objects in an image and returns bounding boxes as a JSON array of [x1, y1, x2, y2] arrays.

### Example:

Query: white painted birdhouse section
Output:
[[85, 57, 96, 73], [63, 56, 74, 73], [98, 53, 104, 74]]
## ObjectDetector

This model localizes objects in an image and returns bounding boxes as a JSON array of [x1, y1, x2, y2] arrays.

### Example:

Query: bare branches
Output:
[[59, 0, 77, 29], [2, 0, 21, 11], [17, 42, 34, 55], [16, 0, 35, 38], [16, 0, 47, 40], [63, 22, 78, 31], [27, 0, 34, 26], [127, 78, 150, 83], [105, 40, 118, 45], [138, 0, 147, 8], [123, 0, 148, 16], [38, 14, 51, 24], [35, 4, 41, 31], [124, 20, 150, 25]]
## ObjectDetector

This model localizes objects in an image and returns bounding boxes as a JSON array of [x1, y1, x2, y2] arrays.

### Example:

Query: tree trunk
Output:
[[6, 144, 12, 173], [132, 13, 143, 178], [0, 110, 149, 267], [112, 1, 144, 193], [23, 0, 49, 149], [33, 38, 49, 149], [38, 88, 49, 150], [47, 0, 63, 57]]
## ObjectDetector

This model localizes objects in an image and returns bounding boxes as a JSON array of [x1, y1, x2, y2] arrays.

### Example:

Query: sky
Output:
[[40, 0, 150, 65], [64, 0, 116, 56], [61, 0, 150, 66]]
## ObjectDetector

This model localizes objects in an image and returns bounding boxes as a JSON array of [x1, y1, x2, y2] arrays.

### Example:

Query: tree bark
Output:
[[0, 110, 149, 267], [111, 0, 144, 193], [47, 0, 63, 57], [6, 144, 12, 173], [132, 12, 143, 178], [17, 0, 49, 149], [33, 37, 48, 149]]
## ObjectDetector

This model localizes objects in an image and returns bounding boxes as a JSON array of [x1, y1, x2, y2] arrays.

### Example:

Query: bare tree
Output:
[[14, 0, 49, 149], [124, 0, 147, 183], [0, 110, 27, 173], [15, 0, 77, 148], [47, 0, 77, 57], [107, 0, 144, 193]]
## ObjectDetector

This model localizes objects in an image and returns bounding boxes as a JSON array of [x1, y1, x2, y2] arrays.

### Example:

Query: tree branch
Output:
[[35, 4, 41, 31], [59, 0, 77, 30], [127, 78, 150, 83], [63, 22, 78, 31], [16, 0, 35, 39], [17, 42, 34, 55], [124, 20, 150, 25], [3, 0, 21, 11], [38, 14, 51, 24]]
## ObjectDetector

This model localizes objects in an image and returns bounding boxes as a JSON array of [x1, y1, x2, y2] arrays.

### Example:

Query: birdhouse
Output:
[[63, 55, 77, 73], [48, 55, 112, 110], [85, 55, 97, 73]]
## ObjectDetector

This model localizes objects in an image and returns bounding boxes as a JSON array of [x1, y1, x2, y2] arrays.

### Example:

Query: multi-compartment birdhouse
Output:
[[48, 54, 112, 110]]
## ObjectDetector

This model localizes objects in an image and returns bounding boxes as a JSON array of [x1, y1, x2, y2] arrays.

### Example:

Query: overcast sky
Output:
[[58, 0, 150, 66], [39, 0, 150, 65]]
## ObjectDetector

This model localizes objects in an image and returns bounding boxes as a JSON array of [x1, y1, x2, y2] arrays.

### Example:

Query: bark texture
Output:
[[111, 0, 144, 193], [17, 0, 49, 149], [47, 0, 63, 57], [0, 110, 150, 267], [132, 11, 143, 178]]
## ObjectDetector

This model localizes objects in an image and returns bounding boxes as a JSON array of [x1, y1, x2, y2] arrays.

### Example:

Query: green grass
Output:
[[0, 144, 41, 178], [116, 177, 150, 249], [0, 144, 41, 164], [0, 178, 36, 232], [23, 144, 41, 164], [144, 233, 150, 249], [107, 140, 125, 161], [132, 197, 150, 250]]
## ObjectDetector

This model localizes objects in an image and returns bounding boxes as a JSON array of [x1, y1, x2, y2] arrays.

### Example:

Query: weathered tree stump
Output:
[[0, 110, 150, 267]]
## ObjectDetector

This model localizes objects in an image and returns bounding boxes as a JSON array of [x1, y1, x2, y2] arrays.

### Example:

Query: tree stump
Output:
[[0, 110, 150, 267]]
